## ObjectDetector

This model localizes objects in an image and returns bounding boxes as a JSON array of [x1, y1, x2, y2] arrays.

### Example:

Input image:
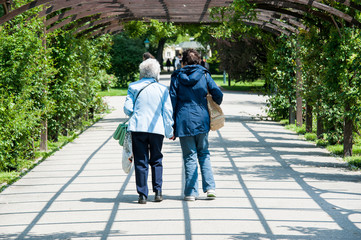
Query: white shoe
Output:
[[207, 190, 216, 199], [184, 196, 196, 201]]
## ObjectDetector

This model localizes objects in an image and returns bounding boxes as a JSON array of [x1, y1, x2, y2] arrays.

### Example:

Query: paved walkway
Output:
[[1, 75, 361, 240]]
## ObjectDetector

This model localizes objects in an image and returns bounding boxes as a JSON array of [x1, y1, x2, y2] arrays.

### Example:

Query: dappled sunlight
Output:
[[0, 90, 360, 239]]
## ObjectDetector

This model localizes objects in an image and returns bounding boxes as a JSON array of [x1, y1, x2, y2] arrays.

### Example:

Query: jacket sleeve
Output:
[[169, 73, 179, 120], [162, 90, 174, 138], [124, 87, 135, 116], [169, 73, 179, 135], [206, 73, 223, 105]]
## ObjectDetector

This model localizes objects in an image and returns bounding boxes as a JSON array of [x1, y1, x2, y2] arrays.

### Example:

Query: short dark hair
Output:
[[143, 52, 155, 61], [182, 49, 201, 66]]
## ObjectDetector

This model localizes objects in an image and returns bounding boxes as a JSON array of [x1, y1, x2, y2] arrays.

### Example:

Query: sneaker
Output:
[[184, 196, 196, 201], [207, 190, 216, 199]]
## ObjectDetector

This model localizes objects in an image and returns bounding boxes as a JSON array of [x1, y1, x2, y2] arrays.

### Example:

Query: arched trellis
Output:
[[249, 0, 361, 29], [0, 0, 360, 37], [1, 0, 361, 150]]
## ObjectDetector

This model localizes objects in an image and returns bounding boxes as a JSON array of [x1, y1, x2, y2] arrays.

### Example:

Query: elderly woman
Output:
[[170, 49, 223, 201], [124, 58, 174, 204]]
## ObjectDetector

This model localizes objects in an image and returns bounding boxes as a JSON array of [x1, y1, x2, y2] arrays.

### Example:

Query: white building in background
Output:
[[162, 38, 212, 64], [163, 44, 181, 63]]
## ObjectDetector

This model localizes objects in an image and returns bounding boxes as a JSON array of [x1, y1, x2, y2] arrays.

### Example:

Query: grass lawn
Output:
[[212, 74, 265, 93], [98, 74, 265, 97], [326, 143, 361, 169], [98, 87, 128, 97]]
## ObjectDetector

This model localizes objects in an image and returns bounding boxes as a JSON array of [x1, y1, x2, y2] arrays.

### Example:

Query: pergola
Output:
[[1, 0, 361, 150], [0, 0, 361, 37]]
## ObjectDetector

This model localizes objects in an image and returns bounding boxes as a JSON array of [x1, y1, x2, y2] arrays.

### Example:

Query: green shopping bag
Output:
[[113, 122, 128, 146]]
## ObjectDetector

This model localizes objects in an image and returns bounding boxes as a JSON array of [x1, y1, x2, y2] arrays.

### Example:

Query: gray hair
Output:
[[139, 58, 160, 80]]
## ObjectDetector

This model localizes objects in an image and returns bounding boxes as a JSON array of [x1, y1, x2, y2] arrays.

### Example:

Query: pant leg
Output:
[[149, 133, 164, 192], [132, 132, 150, 197], [195, 133, 215, 193], [179, 136, 199, 197]]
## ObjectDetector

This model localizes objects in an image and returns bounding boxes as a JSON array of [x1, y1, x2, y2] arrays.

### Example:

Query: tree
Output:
[[109, 33, 146, 87], [123, 20, 181, 66], [211, 34, 266, 84]]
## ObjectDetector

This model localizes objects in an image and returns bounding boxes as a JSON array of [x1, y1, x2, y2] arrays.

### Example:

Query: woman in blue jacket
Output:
[[124, 58, 174, 204], [169, 49, 223, 201]]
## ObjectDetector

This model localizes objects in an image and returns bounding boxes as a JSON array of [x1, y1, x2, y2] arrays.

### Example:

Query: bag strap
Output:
[[124, 80, 156, 124], [205, 73, 210, 93], [134, 81, 155, 105]]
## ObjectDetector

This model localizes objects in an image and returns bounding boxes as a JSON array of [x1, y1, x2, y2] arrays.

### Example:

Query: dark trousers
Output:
[[132, 132, 164, 197]]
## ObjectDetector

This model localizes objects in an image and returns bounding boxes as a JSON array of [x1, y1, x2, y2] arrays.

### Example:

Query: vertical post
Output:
[[40, 120, 48, 151], [317, 112, 323, 139], [289, 99, 295, 125], [306, 102, 312, 133], [295, 56, 303, 127], [40, 12, 47, 151], [223, 70, 226, 84], [344, 102, 353, 157]]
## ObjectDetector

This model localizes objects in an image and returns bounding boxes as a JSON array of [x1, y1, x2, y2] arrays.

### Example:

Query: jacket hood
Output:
[[177, 65, 209, 86]]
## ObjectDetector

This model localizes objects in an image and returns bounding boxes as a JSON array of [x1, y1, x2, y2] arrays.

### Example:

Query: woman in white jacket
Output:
[[124, 58, 174, 204]]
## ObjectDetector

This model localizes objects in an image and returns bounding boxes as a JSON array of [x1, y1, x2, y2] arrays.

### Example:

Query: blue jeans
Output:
[[179, 133, 215, 197]]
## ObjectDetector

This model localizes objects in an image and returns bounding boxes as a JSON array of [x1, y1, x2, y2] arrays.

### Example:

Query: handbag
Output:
[[205, 73, 225, 131], [113, 120, 129, 146], [207, 93, 225, 131], [122, 131, 133, 173]]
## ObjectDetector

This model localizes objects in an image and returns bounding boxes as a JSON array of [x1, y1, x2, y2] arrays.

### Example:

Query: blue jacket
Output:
[[124, 78, 174, 138], [169, 65, 223, 137]]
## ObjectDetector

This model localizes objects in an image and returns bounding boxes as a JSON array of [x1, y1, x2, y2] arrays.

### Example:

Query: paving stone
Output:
[[0, 74, 360, 240]]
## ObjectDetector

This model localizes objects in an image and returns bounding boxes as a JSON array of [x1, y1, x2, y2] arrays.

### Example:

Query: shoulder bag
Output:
[[205, 73, 225, 131]]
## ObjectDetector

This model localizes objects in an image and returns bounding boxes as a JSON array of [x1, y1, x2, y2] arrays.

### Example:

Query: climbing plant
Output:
[[320, 27, 361, 156], [263, 36, 298, 121], [0, 5, 112, 171], [48, 32, 111, 140], [0, 15, 54, 171]]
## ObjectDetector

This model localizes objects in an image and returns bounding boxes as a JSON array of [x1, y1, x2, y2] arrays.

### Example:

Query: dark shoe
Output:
[[154, 191, 163, 202], [138, 194, 147, 204]]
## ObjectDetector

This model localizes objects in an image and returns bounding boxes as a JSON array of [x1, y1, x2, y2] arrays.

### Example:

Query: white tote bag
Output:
[[122, 132, 133, 174]]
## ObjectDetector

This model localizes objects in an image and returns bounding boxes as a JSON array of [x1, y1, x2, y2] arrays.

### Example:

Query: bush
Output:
[[266, 95, 291, 121], [326, 144, 343, 156], [305, 133, 317, 141], [109, 33, 146, 87], [279, 119, 289, 125], [286, 124, 306, 134], [96, 70, 115, 91], [0, 13, 111, 171], [207, 54, 221, 74], [316, 139, 328, 147], [346, 156, 361, 169], [48, 33, 111, 140], [0, 17, 53, 171], [352, 145, 361, 155]]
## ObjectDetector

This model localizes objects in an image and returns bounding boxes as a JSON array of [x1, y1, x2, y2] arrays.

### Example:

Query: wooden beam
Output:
[[250, 0, 361, 28]]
